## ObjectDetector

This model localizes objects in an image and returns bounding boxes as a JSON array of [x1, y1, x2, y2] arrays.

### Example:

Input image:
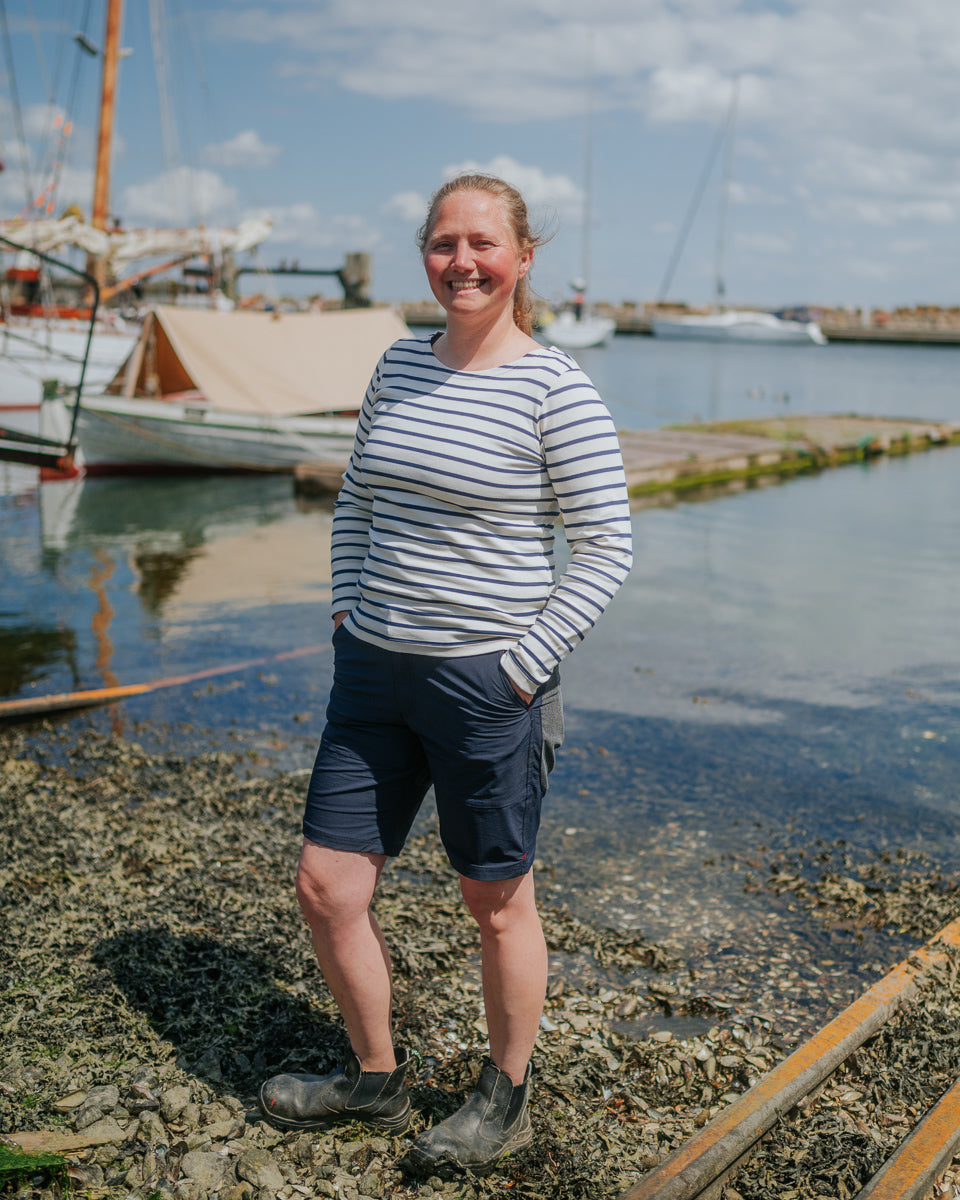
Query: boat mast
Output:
[[713, 76, 740, 310], [579, 40, 596, 302], [89, 0, 123, 290]]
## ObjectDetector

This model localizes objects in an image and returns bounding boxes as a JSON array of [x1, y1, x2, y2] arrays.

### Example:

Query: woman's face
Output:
[[422, 190, 532, 325]]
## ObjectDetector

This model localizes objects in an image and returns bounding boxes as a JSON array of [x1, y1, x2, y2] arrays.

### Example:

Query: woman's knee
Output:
[[460, 871, 538, 934], [296, 841, 384, 922]]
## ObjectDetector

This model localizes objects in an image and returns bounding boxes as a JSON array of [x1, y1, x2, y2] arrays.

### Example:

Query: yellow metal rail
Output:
[[618, 917, 960, 1200]]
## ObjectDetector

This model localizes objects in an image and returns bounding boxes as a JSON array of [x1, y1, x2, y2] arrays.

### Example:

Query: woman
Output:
[[259, 174, 632, 1176]]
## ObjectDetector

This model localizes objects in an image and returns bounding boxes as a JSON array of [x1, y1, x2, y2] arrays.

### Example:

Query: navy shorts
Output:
[[303, 626, 563, 881]]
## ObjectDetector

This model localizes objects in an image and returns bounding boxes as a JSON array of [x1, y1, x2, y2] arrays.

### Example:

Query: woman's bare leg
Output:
[[296, 839, 397, 1071], [459, 870, 547, 1085]]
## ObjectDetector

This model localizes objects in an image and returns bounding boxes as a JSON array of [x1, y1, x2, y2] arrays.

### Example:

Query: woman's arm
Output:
[[500, 370, 633, 693], [328, 360, 383, 618]]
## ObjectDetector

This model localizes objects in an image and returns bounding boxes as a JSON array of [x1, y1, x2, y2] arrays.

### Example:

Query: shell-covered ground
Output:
[[2, 724, 960, 1200]]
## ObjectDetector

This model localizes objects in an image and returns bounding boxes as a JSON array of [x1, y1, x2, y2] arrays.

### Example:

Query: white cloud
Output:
[[216, 0, 960, 241], [382, 191, 427, 222], [22, 102, 67, 141], [120, 167, 238, 224], [734, 231, 793, 256], [204, 130, 281, 169], [440, 157, 582, 226], [249, 203, 382, 254], [7, 0, 959, 305]]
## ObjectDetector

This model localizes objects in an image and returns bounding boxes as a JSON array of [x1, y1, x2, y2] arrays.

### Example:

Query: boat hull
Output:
[[0, 318, 138, 406], [541, 311, 616, 349], [651, 311, 827, 345], [45, 394, 357, 474]]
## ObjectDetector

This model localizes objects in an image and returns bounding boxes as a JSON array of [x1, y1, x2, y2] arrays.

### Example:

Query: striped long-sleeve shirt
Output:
[[331, 335, 632, 691]]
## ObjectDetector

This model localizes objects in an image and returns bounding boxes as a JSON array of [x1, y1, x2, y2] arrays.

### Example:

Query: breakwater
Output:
[[399, 305, 960, 346]]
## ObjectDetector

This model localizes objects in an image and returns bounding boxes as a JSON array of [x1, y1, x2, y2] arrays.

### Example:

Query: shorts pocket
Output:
[[496, 662, 532, 709]]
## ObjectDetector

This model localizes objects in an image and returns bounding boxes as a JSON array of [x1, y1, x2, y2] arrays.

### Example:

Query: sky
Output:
[[1, 0, 959, 313]]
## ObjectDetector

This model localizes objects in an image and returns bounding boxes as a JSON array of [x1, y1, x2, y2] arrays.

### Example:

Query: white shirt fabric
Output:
[[331, 336, 633, 691]]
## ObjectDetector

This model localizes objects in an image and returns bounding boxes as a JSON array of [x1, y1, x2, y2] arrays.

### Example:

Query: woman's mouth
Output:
[[449, 279, 483, 292]]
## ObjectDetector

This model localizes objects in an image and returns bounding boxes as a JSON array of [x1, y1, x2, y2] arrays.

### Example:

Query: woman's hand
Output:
[[510, 680, 534, 705], [333, 611, 349, 630]]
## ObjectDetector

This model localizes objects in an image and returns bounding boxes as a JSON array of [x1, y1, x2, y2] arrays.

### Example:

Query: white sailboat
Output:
[[0, 0, 272, 410], [544, 299, 615, 350], [541, 52, 615, 351], [650, 79, 826, 346], [651, 307, 827, 344]]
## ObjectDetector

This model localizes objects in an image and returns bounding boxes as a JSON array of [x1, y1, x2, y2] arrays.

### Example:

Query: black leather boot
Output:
[[258, 1049, 411, 1133], [401, 1058, 532, 1177]]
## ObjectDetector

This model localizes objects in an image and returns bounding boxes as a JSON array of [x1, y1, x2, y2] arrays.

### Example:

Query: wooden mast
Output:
[[92, 0, 122, 231], [87, 0, 122, 297]]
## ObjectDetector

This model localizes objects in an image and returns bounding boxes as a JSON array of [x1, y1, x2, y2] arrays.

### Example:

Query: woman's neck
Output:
[[433, 312, 538, 372]]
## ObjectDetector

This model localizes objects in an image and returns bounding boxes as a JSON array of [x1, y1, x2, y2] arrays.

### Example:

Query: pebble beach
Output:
[[4, 723, 960, 1200]]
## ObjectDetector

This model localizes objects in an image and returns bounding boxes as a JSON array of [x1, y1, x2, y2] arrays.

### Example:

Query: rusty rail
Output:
[[855, 1075, 960, 1199], [618, 917, 960, 1200], [0, 643, 329, 721]]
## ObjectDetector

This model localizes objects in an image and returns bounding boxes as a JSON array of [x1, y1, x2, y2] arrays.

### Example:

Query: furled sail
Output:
[[0, 216, 272, 268]]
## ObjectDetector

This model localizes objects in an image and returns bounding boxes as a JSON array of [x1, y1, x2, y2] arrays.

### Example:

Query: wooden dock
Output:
[[293, 415, 960, 504], [618, 414, 960, 502]]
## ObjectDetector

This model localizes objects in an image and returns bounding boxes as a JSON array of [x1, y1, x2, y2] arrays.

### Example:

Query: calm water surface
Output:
[[2, 337, 958, 963]]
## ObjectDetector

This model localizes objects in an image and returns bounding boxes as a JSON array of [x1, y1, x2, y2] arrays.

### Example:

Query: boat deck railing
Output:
[[0, 235, 99, 470]]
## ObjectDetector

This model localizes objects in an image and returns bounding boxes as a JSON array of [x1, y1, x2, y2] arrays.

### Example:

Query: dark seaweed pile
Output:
[[2, 724, 960, 1200]]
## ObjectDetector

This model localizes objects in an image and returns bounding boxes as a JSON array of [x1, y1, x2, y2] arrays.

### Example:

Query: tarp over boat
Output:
[[107, 305, 410, 416]]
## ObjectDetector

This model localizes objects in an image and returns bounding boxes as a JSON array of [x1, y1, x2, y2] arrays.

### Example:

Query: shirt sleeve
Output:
[[500, 367, 633, 690], [329, 356, 383, 616]]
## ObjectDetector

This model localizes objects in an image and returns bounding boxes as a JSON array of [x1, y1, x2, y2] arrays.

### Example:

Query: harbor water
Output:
[[2, 336, 959, 967]]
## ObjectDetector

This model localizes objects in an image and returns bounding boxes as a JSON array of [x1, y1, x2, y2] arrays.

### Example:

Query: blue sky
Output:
[[2, 0, 959, 312]]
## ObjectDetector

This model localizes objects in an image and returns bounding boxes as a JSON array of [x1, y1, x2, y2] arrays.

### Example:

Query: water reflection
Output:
[[2, 474, 335, 706], [0, 622, 79, 695]]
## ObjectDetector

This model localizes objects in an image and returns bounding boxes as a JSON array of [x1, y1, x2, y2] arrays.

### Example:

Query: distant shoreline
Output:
[[399, 304, 960, 346]]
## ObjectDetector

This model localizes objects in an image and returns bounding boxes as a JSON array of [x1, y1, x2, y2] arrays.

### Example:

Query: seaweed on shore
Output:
[[3, 724, 960, 1200]]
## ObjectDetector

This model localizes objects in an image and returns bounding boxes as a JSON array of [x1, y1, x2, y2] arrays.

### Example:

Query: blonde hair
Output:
[[417, 174, 547, 336]]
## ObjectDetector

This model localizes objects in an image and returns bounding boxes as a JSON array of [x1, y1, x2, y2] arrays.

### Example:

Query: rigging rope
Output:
[[39, 0, 97, 218], [24, 0, 51, 101], [0, 0, 38, 210], [655, 83, 739, 306], [149, 0, 187, 223]]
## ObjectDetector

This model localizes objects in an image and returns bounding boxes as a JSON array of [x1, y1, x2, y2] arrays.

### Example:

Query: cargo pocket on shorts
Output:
[[539, 671, 564, 791]]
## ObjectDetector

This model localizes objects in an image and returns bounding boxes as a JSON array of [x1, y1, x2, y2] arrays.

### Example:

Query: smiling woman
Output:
[[256, 172, 632, 1180], [418, 174, 546, 371]]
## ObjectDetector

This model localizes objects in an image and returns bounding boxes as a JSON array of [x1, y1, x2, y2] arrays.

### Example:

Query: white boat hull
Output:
[[651, 310, 827, 345], [0, 317, 138, 406], [542, 310, 616, 349], [45, 394, 357, 474]]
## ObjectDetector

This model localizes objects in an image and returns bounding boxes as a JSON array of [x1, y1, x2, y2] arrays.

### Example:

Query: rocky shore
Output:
[[3, 724, 960, 1200]]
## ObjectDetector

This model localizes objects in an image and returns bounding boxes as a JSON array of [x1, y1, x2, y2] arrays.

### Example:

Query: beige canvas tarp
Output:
[[111, 305, 410, 416]]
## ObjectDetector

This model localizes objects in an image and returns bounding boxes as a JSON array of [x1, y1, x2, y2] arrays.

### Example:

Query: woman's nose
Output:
[[451, 241, 473, 270]]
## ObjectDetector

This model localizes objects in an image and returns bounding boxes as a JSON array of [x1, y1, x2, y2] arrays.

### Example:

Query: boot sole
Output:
[[401, 1124, 533, 1178], [257, 1091, 411, 1135]]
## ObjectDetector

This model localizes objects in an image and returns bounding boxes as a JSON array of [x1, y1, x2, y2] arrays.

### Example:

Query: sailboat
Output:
[[650, 79, 826, 346], [541, 53, 615, 351], [0, 0, 272, 410], [8, 0, 407, 476], [53, 304, 407, 474]]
